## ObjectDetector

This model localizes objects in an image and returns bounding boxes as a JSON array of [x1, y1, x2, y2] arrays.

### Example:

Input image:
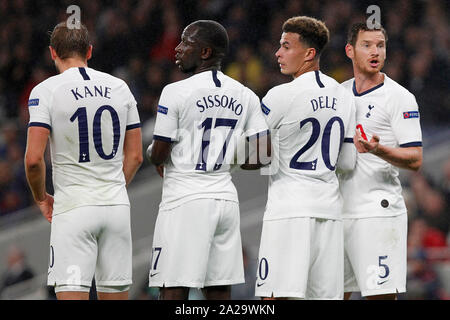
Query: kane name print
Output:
[[71, 85, 112, 100]]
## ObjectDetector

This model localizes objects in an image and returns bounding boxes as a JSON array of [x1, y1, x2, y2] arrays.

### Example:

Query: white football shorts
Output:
[[48, 205, 132, 289], [148, 198, 244, 288], [255, 217, 343, 299], [344, 213, 407, 297]]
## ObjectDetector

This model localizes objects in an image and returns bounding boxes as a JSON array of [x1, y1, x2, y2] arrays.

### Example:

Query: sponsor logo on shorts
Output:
[[256, 282, 265, 287], [150, 272, 159, 277], [366, 255, 390, 290]]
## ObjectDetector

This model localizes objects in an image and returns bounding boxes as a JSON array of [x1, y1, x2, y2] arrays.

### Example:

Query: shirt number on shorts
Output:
[[379, 255, 389, 279], [196, 117, 237, 171], [258, 257, 269, 280], [289, 116, 344, 171], [70, 105, 121, 163], [151, 247, 162, 271]]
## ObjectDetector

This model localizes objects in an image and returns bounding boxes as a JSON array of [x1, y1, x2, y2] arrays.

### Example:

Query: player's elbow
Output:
[[126, 150, 143, 166], [24, 153, 43, 171], [135, 153, 144, 166], [409, 158, 422, 172], [409, 148, 423, 172]]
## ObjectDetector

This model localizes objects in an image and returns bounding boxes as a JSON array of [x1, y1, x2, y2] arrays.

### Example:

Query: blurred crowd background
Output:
[[0, 0, 449, 299]]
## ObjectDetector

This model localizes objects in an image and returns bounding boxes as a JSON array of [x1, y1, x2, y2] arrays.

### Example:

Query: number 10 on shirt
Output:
[[70, 105, 121, 163]]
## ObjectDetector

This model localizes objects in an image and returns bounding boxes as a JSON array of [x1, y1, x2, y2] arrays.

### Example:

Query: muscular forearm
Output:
[[372, 145, 422, 171], [25, 158, 47, 202], [123, 154, 143, 186], [150, 140, 171, 167]]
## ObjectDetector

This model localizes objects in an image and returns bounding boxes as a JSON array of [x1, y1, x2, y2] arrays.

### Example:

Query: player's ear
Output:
[[305, 47, 316, 62], [49, 46, 58, 61], [345, 44, 354, 59], [86, 45, 93, 61], [201, 47, 213, 60]]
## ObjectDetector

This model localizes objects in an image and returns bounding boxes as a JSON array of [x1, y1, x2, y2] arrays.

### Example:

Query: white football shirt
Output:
[[262, 70, 356, 221], [153, 70, 268, 210], [28, 67, 141, 215], [339, 73, 422, 218]]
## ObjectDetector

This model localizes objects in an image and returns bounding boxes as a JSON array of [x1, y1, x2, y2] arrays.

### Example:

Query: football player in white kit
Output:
[[24, 22, 143, 300], [255, 16, 356, 300], [339, 23, 423, 300], [148, 20, 269, 300]]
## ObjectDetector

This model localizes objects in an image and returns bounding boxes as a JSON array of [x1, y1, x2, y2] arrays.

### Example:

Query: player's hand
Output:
[[355, 131, 380, 154], [156, 164, 164, 178], [36, 193, 54, 223], [146, 143, 153, 162], [353, 130, 366, 153]]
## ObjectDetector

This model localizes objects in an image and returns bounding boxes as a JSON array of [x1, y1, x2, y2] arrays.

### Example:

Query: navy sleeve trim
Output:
[[315, 71, 325, 88], [153, 135, 173, 143], [344, 137, 354, 143], [261, 103, 271, 115], [28, 122, 51, 131], [399, 141, 422, 147], [126, 123, 142, 130], [247, 129, 270, 141], [212, 70, 221, 87], [78, 67, 90, 80]]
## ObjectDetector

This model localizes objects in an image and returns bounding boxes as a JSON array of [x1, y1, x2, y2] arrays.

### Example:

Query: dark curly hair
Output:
[[282, 16, 330, 58]]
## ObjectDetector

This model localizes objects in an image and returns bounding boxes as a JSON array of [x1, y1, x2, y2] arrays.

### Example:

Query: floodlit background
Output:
[[0, 0, 448, 299]]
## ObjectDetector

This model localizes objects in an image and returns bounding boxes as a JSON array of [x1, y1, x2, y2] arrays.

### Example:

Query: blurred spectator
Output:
[[0, 121, 30, 215], [441, 158, 450, 200], [407, 218, 448, 299], [406, 249, 446, 300], [0, 246, 34, 293], [149, 3, 181, 63], [225, 45, 264, 94], [410, 172, 450, 235]]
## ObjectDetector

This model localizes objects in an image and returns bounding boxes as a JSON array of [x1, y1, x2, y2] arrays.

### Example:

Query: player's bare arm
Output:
[[241, 133, 272, 170], [24, 126, 53, 222], [123, 127, 143, 186], [150, 140, 171, 177], [354, 131, 422, 171]]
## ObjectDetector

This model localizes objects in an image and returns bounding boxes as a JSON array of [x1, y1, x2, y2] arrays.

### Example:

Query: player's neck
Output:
[[56, 58, 88, 74], [353, 71, 384, 93], [194, 61, 221, 75], [293, 60, 319, 79]]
